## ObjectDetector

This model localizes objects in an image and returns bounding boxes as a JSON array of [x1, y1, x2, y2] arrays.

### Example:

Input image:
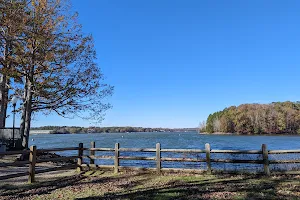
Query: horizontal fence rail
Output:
[[37, 147, 79, 153], [268, 150, 300, 154], [0, 150, 30, 156], [210, 150, 262, 154], [161, 149, 206, 153], [1, 142, 300, 184]]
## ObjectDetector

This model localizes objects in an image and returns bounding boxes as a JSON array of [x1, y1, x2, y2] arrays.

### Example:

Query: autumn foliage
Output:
[[0, 0, 113, 148], [203, 101, 300, 134]]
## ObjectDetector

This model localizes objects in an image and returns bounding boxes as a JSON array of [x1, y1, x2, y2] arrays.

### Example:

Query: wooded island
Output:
[[200, 101, 300, 134]]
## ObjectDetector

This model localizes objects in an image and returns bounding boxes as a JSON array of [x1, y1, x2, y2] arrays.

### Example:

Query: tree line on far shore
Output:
[[31, 126, 198, 134], [200, 101, 300, 134]]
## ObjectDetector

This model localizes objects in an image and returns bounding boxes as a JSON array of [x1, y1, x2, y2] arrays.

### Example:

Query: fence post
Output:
[[262, 144, 270, 176], [90, 141, 95, 165], [77, 143, 83, 172], [28, 145, 36, 183], [156, 143, 161, 174], [114, 143, 119, 173], [205, 143, 211, 174]]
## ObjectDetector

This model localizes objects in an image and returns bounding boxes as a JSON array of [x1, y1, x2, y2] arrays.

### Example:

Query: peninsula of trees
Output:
[[200, 101, 300, 135]]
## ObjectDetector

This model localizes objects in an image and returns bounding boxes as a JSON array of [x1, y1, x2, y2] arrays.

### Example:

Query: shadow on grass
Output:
[[1, 171, 300, 200], [0, 173, 86, 199], [76, 174, 300, 200], [0, 171, 150, 199]]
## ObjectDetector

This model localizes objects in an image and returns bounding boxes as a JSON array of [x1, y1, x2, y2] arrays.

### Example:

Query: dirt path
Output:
[[0, 153, 76, 185]]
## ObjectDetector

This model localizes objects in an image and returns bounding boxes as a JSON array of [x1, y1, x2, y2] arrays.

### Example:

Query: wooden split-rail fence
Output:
[[0, 142, 300, 183]]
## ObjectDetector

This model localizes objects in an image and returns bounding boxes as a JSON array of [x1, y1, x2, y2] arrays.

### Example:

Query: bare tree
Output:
[[213, 117, 221, 132]]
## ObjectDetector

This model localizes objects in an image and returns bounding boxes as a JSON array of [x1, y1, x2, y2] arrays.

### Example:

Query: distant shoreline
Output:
[[30, 130, 198, 134], [30, 126, 199, 134], [30, 130, 300, 136]]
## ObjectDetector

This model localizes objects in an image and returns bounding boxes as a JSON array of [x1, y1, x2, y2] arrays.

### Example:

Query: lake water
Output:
[[29, 132, 300, 171], [29, 131, 300, 150]]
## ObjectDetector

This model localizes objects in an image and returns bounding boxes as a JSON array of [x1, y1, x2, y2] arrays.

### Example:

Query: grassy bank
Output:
[[0, 170, 300, 200]]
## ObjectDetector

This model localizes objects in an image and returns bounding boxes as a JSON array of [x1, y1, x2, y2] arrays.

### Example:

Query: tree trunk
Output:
[[20, 77, 27, 147], [0, 74, 8, 128], [22, 80, 32, 149], [0, 41, 10, 128], [22, 33, 35, 148]]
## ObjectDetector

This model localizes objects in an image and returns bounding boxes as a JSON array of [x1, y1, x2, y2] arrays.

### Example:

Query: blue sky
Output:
[[6, 0, 300, 128]]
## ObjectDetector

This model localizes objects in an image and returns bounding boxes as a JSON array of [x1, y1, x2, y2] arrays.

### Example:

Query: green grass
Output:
[[0, 170, 299, 200]]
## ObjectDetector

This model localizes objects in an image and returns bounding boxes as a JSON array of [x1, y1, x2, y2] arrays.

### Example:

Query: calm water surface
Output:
[[29, 132, 300, 150]]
